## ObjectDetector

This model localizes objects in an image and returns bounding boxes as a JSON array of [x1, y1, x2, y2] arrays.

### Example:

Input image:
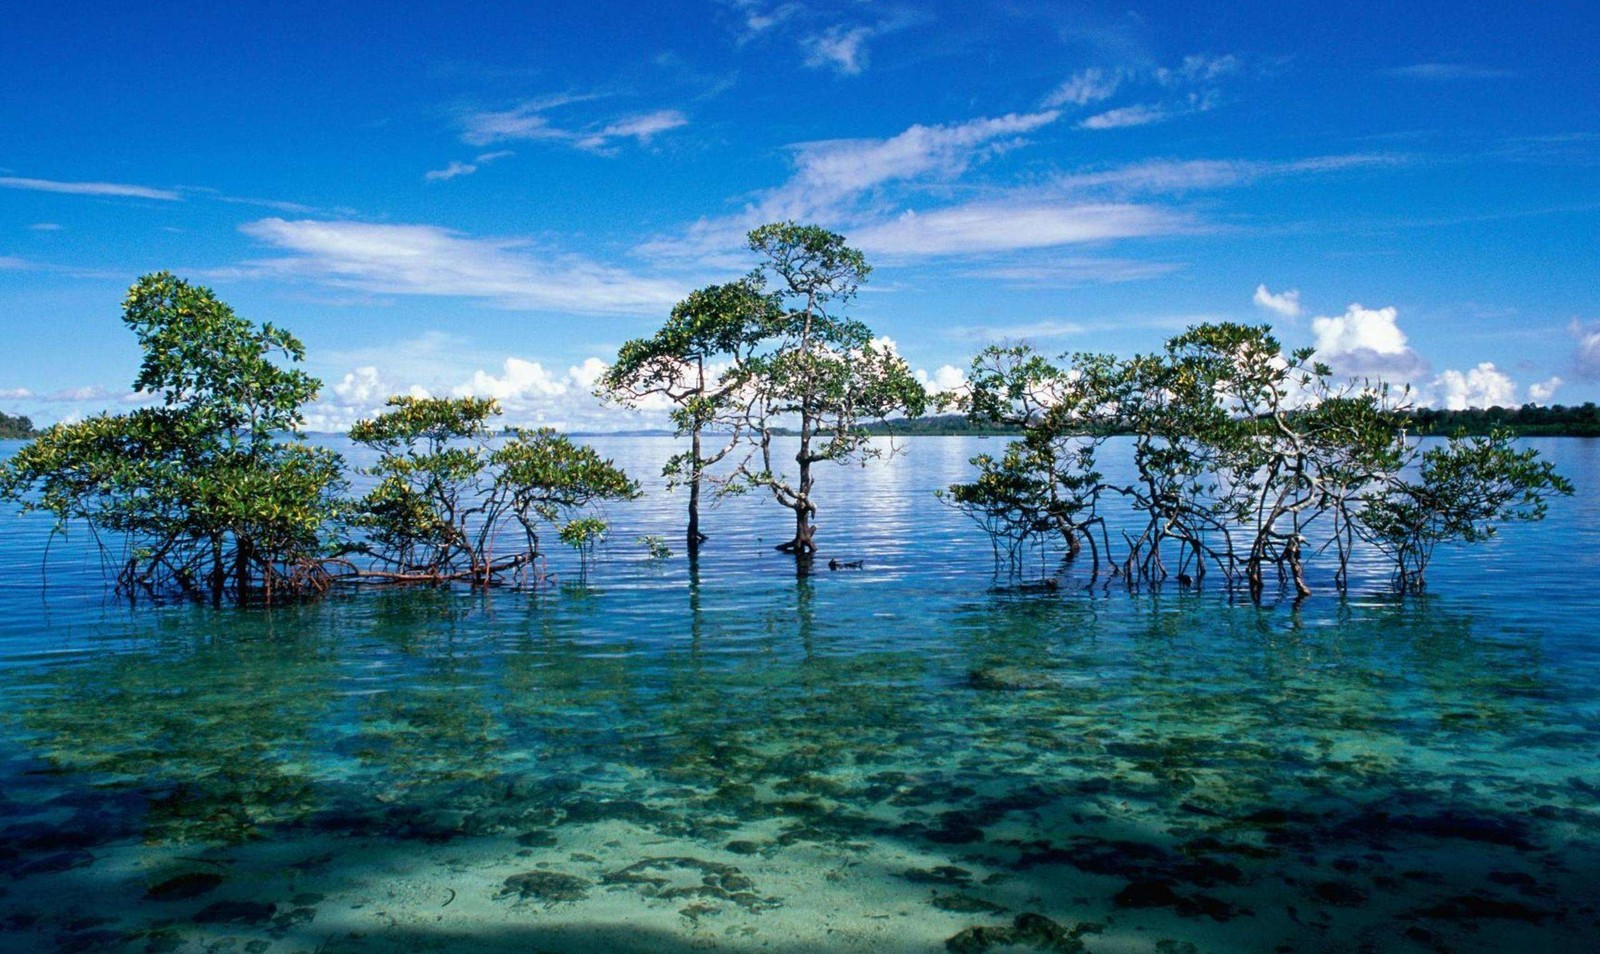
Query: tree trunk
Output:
[[688, 426, 703, 556]]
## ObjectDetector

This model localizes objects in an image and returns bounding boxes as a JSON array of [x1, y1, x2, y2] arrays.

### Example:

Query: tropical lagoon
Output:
[[1, 434, 1596, 953]]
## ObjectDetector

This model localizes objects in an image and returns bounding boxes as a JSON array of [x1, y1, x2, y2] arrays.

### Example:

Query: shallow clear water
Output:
[[0, 436, 1597, 953]]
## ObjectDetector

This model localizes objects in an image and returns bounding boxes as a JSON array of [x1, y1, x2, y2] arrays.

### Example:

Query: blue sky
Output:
[[3, 0, 1598, 429]]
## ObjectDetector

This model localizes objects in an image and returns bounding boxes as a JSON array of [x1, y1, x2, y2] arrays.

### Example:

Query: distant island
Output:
[[0, 412, 35, 439], [854, 406, 1600, 438]]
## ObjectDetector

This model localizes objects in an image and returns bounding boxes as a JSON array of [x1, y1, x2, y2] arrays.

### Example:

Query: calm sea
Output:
[[0, 435, 1596, 952]]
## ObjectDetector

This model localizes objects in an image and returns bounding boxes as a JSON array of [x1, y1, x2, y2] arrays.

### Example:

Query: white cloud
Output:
[[0, 176, 180, 201], [1528, 376, 1563, 404], [1079, 104, 1169, 130], [849, 201, 1186, 257], [0, 387, 34, 399], [786, 111, 1059, 208], [239, 218, 684, 315], [425, 161, 478, 182], [460, 95, 687, 152], [424, 150, 514, 182], [332, 366, 391, 404], [1155, 54, 1240, 86], [454, 358, 570, 401], [28, 222, 63, 231], [1430, 363, 1517, 410], [1043, 67, 1122, 108], [1310, 303, 1427, 378], [1253, 284, 1302, 318], [915, 364, 966, 394], [1052, 154, 1402, 196], [802, 25, 874, 75], [574, 110, 689, 150], [0, 256, 30, 270], [639, 110, 1063, 263], [1571, 319, 1600, 379]]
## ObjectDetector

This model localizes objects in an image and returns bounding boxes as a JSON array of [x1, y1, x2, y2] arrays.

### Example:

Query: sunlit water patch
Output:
[[0, 437, 1597, 952]]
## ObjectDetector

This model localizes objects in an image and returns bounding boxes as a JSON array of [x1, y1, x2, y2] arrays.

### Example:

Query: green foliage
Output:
[[638, 534, 671, 559], [0, 273, 343, 603], [349, 400, 638, 586], [726, 222, 927, 552], [0, 411, 35, 439], [599, 278, 776, 551], [950, 322, 1570, 596], [1359, 429, 1574, 591]]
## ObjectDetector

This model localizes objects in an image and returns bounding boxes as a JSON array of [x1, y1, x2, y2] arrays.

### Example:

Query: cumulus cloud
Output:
[[915, 364, 966, 394], [1310, 303, 1428, 379], [1430, 363, 1517, 410], [1252, 284, 1302, 318], [1570, 319, 1600, 379], [303, 353, 650, 434], [0, 176, 179, 201], [238, 218, 684, 315], [1528, 376, 1563, 404]]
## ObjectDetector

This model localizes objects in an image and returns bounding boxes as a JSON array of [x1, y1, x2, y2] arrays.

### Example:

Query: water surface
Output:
[[1, 436, 1596, 952]]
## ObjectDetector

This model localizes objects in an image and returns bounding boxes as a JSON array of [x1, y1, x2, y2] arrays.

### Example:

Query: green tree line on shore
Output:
[[0, 222, 1574, 603], [0, 412, 35, 439]]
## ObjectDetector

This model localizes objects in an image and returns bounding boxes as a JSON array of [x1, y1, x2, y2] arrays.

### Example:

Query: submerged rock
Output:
[[931, 893, 1008, 915], [945, 912, 1100, 953], [192, 900, 277, 925], [145, 871, 224, 902], [496, 870, 592, 904], [968, 666, 1055, 692], [604, 856, 780, 912]]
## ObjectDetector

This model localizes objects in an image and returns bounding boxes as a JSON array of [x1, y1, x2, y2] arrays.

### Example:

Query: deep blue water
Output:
[[0, 436, 1596, 953]]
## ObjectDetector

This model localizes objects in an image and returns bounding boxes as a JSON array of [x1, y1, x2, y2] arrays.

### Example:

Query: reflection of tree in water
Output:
[[339, 588, 507, 798]]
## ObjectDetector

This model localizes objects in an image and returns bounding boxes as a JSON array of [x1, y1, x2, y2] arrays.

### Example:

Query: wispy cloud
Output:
[[238, 218, 686, 315], [459, 94, 687, 152], [1079, 104, 1169, 130], [1383, 62, 1515, 81], [425, 161, 478, 182], [28, 222, 63, 231], [803, 25, 875, 75], [1042, 67, 1123, 107], [850, 202, 1187, 257], [0, 176, 179, 201], [642, 110, 1062, 261], [962, 256, 1184, 287], [423, 151, 515, 182], [1051, 53, 1239, 131]]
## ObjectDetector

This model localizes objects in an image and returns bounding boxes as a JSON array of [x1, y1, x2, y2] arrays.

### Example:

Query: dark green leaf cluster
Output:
[[0, 411, 35, 439]]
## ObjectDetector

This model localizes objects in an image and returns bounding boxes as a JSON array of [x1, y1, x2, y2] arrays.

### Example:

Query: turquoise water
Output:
[[1, 436, 1597, 953]]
